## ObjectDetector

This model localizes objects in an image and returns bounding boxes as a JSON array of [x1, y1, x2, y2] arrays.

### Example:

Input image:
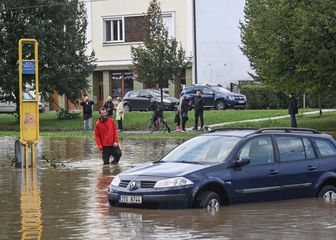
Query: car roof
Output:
[[205, 127, 327, 138]]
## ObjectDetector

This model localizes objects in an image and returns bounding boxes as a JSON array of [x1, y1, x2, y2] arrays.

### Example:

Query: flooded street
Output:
[[1, 136, 336, 239]]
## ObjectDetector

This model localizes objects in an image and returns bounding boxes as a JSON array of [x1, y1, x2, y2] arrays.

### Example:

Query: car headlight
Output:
[[227, 96, 235, 100], [154, 177, 193, 188], [163, 99, 171, 104], [111, 175, 121, 186]]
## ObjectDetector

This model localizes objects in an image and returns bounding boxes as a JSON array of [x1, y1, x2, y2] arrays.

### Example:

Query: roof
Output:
[[205, 127, 323, 138]]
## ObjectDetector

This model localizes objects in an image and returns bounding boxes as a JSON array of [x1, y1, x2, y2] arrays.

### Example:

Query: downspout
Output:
[[193, 0, 198, 84]]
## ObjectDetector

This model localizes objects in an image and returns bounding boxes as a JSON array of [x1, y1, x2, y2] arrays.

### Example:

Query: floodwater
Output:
[[0, 136, 336, 240]]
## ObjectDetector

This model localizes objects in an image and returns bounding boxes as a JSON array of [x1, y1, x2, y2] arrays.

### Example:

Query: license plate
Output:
[[238, 101, 245, 104], [119, 195, 142, 204]]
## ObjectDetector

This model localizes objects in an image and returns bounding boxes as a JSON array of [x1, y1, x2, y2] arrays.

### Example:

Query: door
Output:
[[201, 87, 215, 108], [229, 136, 281, 203], [275, 136, 320, 198]]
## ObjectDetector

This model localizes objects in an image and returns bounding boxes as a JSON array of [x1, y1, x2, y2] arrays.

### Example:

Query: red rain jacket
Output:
[[94, 117, 119, 150]]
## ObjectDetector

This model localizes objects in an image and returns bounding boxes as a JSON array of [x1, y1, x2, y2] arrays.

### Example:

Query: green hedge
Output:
[[241, 83, 287, 109]]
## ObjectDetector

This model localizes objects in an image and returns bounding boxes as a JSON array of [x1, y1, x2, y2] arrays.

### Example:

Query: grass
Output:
[[0, 109, 335, 139]]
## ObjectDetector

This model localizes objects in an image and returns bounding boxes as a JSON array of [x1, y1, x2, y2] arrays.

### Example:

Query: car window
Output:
[[303, 138, 316, 159], [140, 91, 151, 98], [203, 87, 213, 95], [127, 91, 139, 97], [162, 135, 240, 164], [314, 138, 336, 157], [212, 86, 232, 94], [238, 136, 274, 165], [275, 136, 305, 162], [183, 87, 194, 94]]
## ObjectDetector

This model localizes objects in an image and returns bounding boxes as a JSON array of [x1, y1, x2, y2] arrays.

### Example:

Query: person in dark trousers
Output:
[[80, 96, 95, 132], [193, 90, 204, 130], [103, 96, 114, 117], [288, 93, 298, 128], [174, 108, 181, 132], [148, 96, 171, 133], [95, 107, 122, 165], [180, 96, 190, 132]]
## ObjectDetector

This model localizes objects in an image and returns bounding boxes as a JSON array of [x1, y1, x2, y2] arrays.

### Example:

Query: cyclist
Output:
[[148, 96, 170, 133]]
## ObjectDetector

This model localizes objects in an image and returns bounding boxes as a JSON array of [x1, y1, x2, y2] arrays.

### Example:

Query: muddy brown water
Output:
[[0, 136, 336, 239]]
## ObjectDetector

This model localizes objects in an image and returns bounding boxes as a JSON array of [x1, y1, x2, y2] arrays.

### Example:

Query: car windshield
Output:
[[211, 86, 232, 94], [148, 90, 169, 97], [161, 135, 240, 164]]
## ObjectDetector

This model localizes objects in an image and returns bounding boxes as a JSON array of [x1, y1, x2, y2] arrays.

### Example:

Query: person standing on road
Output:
[[116, 97, 124, 131], [103, 96, 114, 117], [288, 93, 298, 128], [80, 96, 94, 132], [193, 90, 204, 130], [95, 107, 122, 165]]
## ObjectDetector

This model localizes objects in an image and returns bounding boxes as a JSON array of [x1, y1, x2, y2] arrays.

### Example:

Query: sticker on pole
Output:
[[22, 61, 35, 75]]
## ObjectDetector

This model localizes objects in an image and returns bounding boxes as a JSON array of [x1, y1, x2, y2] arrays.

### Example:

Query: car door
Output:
[[138, 91, 152, 110], [125, 91, 141, 111], [201, 87, 215, 108], [275, 135, 320, 198], [229, 136, 281, 204]]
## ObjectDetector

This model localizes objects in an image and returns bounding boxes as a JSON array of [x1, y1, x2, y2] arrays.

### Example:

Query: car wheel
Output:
[[123, 104, 131, 112], [215, 100, 226, 110], [194, 191, 221, 212], [318, 185, 336, 202]]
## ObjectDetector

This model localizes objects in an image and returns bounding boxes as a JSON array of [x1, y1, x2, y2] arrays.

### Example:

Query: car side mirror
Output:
[[232, 157, 250, 168]]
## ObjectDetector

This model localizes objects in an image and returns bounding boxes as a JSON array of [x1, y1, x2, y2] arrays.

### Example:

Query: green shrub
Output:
[[56, 108, 80, 120], [241, 83, 287, 109]]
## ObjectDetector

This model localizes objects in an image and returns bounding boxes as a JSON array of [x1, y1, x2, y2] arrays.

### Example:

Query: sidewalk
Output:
[[206, 109, 336, 129]]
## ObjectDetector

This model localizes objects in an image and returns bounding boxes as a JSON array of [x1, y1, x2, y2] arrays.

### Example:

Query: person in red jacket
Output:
[[95, 107, 122, 165]]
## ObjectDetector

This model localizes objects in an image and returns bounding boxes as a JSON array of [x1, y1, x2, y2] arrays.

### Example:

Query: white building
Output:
[[194, 0, 252, 88]]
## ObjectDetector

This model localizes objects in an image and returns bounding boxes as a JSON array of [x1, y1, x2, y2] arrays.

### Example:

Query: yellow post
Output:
[[18, 39, 39, 169]]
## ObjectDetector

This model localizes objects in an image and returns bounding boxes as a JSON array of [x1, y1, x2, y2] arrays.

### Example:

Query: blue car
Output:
[[108, 128, 336, 210], [181, 84, 247, 110]]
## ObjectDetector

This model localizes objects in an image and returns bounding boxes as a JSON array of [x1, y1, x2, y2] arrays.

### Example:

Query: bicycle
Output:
[[146, 115, 170, 133]]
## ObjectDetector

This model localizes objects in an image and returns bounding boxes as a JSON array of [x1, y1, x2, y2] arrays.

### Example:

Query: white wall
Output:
[[195, 0, 252, 87]]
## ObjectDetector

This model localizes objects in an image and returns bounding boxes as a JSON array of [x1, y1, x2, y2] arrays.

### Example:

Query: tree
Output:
[[131, 0, 188, 101], [240, 0, 336, 104], [0, 0, 96, 111]]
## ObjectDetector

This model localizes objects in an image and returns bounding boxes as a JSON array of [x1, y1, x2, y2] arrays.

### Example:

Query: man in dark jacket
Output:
[[193, 90, 204, 130], [288, 93, 298, 128], [95, 107, 122, 165], [80, 96, 95, 132]]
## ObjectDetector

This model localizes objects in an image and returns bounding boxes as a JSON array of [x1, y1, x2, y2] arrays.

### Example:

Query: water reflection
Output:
[[20, 167, 42, 240], [1, 136, 336, 239]]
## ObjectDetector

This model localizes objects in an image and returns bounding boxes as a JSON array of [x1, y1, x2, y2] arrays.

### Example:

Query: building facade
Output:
[[84, 0, 194, 109], [57, 0, 252, 111]]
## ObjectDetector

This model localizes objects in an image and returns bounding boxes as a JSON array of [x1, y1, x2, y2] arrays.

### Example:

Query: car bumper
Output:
[[225, 100, 246, 108], [108, 186, 194, 209], [163, 103, 179, 111]]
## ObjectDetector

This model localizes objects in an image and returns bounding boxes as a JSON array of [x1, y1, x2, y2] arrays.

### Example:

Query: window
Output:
[[315, 139, 336, 157], [162, 136, 240, 164], [104, 18, 124, 43], [162, 14, 174, 38], [238, 137, 274, 165], [276, 136, 305, 162], [203, 87, 213, 95], [127, 91, 139, 98], [302, 138, 316, 159]]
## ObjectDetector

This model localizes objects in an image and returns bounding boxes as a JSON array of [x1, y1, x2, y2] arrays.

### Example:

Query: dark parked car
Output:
[[181, 84, 247, 110], [108, 128, 336, 210], [123, 89, 179, 112]]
